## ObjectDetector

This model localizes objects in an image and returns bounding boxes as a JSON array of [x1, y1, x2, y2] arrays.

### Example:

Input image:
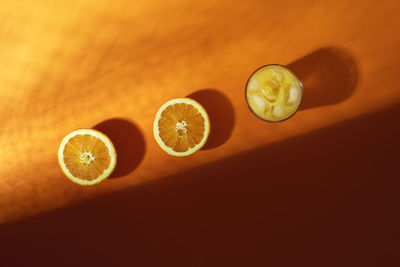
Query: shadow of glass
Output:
[[1, 105, 399, 267], [287, 47, 359, 110], [187, 89, 235, 150], [93, 119, 145, 179]]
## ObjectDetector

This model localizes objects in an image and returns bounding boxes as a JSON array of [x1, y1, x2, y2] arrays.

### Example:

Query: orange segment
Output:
[[63, 134, 111, 180], [58, 129, 117, 185], [153, 98, 210, 157]]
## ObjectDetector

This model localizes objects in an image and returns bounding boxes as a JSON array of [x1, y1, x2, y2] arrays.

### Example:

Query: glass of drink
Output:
[[245, 64, 303, 122]]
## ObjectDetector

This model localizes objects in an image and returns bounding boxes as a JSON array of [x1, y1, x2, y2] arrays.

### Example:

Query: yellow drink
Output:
[[246, 65, 303, 122]]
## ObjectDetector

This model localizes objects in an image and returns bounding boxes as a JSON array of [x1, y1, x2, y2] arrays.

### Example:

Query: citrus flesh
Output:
[[58, 129, 116, 185], [153, 98, 210, 157]]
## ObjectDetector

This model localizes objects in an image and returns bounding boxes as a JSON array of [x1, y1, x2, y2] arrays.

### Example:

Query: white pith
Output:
[[58, 129, 117, 185], [153, 98, 210, 157]]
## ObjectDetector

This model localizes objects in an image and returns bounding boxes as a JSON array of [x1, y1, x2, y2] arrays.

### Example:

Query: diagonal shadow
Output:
[[187, 89, 235, 150], [288, 46, 359, 110], [1, 105, 399, 267], [93, 118, 146, 178]]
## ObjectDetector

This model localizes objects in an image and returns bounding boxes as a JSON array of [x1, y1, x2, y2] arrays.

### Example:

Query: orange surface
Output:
[[0, 0, 399, 266]]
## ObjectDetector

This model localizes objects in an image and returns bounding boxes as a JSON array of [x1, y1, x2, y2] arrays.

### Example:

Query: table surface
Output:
[[0, 0, 399, 266]]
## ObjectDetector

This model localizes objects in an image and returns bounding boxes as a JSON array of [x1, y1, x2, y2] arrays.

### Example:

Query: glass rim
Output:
[[244, 64, 304, 123]]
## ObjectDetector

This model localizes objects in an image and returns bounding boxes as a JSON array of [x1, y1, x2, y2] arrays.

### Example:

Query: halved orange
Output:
[[153, 98, 210, 157], [58, 129, 117, 185]]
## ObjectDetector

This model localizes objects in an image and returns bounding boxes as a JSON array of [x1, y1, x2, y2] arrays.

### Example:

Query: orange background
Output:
[[0, 0, 399, 266]]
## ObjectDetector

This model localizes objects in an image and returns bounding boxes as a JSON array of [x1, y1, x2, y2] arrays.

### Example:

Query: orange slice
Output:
[[58, 129, 117, 185], [153, 98, 210, 157]]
